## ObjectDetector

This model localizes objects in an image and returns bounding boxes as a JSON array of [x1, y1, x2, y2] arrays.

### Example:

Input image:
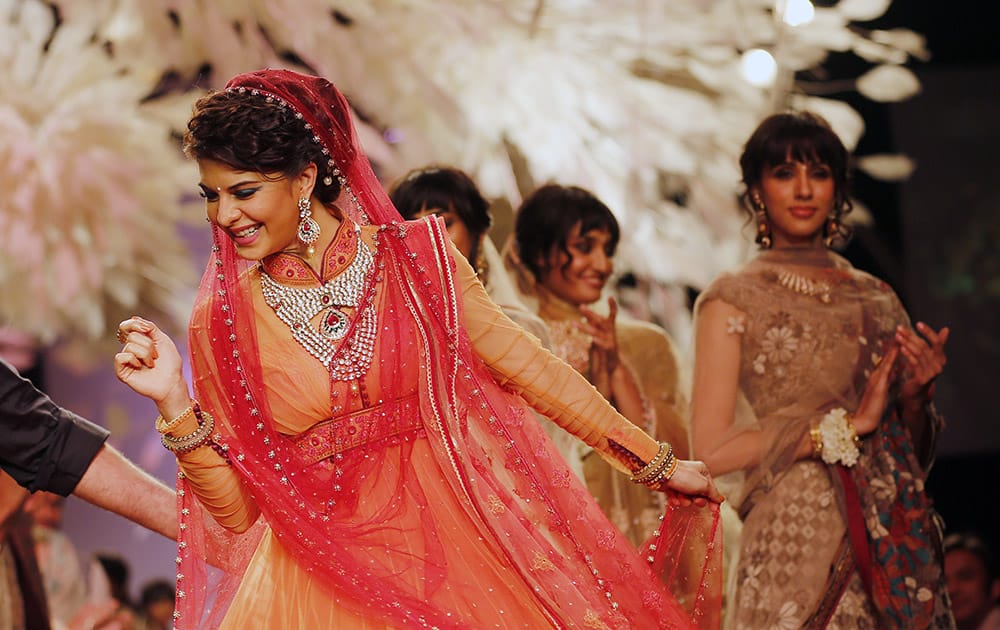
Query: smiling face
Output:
[[754, 156, 835, 248], [198, 159, 314, 260], [538, 222, 614, 306]]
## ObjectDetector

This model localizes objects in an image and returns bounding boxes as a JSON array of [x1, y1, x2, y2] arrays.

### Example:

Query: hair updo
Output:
[[182, 90, 342, 205]]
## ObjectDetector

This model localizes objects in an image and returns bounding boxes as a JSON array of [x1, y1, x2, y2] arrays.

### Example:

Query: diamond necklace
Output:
[[775, 269, 832, 303], [260, 232, 378, 379]]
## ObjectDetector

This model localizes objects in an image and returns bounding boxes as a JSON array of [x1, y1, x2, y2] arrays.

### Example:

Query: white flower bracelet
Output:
[[810, 407, 861, 467]]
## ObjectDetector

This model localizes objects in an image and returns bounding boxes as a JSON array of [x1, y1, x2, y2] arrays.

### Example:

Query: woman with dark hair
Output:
[[389, 166, 491, 271], [690, 111, 954, 628], [389, 165, 550, 347], [505, 183, 690, 546], [113, 69, 721, 629]]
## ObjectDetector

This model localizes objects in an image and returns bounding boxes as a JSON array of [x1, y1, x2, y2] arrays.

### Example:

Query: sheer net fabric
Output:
[[168, 69, 718, 629], [696, 247, 952, 629], [502, 243, 692, 547]]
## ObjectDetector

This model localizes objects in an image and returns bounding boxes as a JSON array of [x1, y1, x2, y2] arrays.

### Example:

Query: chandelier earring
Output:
[[751, 192, 772, 249], [297, 196, 321, 256], [824, 213, 841, 248]]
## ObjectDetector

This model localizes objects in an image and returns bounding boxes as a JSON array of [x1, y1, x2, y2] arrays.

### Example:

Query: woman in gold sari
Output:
[[505, 184, 689, 546], [691, 111, 954, 629]]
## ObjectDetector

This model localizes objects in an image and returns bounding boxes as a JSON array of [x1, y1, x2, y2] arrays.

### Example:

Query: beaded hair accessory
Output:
[[224, 82, 367, 225]]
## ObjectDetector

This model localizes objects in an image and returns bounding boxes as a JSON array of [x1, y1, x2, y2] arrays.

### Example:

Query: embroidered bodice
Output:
[[538, 292, 592, 375], [252, 221, 418, 435], [702, 248, 905, 421]]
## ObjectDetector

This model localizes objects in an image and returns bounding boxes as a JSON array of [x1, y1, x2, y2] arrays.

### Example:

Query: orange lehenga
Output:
[[165, 218, 716, 629], [162, 69, 718, 630]]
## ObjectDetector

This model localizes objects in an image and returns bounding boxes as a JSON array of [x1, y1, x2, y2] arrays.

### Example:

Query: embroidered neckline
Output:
[[259, 227, 379, 378], [261, 218, 360, 285]]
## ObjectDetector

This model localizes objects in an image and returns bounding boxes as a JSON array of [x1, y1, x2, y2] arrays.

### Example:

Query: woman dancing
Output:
[[114, 69, 721, 629]]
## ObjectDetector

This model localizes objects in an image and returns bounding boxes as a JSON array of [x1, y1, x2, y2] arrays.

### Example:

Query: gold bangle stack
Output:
[[159, 403, 216, 454], [157, 404, 197, 432], [630, 442, 677, 488], [809, 422, 824, 458]]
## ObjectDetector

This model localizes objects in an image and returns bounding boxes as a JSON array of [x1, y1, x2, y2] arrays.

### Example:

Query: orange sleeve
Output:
[[449, 241, 660, 470], [166, 306, 261, 534]]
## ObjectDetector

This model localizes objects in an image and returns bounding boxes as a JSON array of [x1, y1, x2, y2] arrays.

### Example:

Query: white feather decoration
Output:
[[836, 0, 893, 22], [856, 63, 922, 102], [0, 1, 194, 347], [2, 0, 924, 352], [856, 154, 918, 181]]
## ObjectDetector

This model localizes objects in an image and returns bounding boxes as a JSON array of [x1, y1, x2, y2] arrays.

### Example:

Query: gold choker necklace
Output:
[[775, 269, 832, 303]]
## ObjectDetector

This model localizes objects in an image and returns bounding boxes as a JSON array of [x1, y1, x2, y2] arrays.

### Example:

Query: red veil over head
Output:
[[173, 68, 719, 629]]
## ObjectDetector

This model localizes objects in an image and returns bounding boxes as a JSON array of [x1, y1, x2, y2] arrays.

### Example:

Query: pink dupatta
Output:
[[171, 68, 720, 629]]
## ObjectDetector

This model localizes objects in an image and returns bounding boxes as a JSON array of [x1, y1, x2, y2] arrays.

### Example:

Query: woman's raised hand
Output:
[[852, 343, 900, 436], [579, 297, 621, 395], [579, 297, 621, 368], [664, 459, 725, 504], [896, 322, 949, 406], [114, 317, 189, 409]]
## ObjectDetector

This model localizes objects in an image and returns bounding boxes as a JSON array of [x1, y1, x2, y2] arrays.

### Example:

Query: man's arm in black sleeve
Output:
[[0, 358, 109, 495]]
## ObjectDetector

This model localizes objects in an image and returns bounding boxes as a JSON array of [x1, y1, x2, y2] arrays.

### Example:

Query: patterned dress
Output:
[[539, 294, 690, 546], [167, 219, 707, 629], [695, 247, 954, 629]]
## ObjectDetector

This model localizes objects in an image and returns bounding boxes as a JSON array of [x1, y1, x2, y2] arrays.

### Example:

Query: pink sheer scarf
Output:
[[172, 68, 719, 629]]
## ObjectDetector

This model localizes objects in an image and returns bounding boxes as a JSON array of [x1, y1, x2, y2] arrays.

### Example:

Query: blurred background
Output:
[[1, 0, 997, 603]]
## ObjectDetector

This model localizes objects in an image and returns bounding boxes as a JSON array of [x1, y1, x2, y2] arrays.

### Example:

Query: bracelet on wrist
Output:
[[160, 402, 216, 454], [156, 403, 199, 433], [630, 441, 670, 482], [815, 407, 861, 467], [629, 441, 677, 488], [809, 422, 824, 458]]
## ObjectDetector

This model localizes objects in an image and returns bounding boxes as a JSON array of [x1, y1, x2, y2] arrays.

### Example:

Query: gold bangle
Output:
[[809, 422, 824, 458], [636, 451, 678, 490], [156, 404, 197, 433], [631, 442, 675, 487], [630, 442, 668, 483], [160, 404, 216, 454]]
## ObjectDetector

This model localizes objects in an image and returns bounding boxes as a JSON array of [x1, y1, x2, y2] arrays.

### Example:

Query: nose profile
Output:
[[592, 248, 613, 274], [794, 165, 813, 199], [215, 195, 242, 226]]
